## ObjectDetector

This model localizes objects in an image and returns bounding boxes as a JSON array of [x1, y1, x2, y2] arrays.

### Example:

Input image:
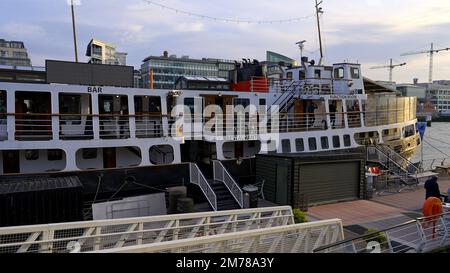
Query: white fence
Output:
[[213, 160, 244, 208], [189, 163, 217, 211], [0, 206, 294, 253], [94, 219, 344, 253], [314, 212, 450, 253]]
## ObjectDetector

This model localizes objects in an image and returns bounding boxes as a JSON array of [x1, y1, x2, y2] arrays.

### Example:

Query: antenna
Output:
[[370, 58, 407, 82], [70, 0, 79, 62], [296, 40, 307, 58], [401, 43, 450, 84], [315, 0, 324, 65]]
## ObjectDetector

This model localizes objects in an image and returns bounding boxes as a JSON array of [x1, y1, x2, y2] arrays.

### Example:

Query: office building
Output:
[[86, 38, 127, 65], [0, 39, 32, 66], [141, 51, 235, 89]]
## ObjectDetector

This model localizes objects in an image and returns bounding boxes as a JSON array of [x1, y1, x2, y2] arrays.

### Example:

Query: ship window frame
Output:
[[286, 72, 293, 79], [350, 67, 360, 79], [82, 148, 97, 159], [48, 149, 63, 161], [314, 69, 321, 79], [321, 136, 329, 149], [0, 90, 6, 116], [334, 67, 344, 79], [299, 70, 306, 80], [25, 150, 39, 161], [308, 137, 317, 151], [343, 134, 351, 147], [333, 135, 341, 148], [295, 138, 305, 152], [282, 139, 291, 153]]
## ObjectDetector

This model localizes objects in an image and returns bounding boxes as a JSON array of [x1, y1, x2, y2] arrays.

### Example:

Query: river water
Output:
[[411, 122, 450, 169]]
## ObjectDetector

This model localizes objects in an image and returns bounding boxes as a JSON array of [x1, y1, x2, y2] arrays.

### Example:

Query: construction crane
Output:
[[401, 43, 450, 84], [370, 59, 406, 82]]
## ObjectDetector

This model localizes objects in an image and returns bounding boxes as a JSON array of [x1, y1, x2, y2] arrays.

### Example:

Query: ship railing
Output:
[[4, 113, 166, 141], [94, 218, 344, 253], [314, 212, 450, 253], [254, 77, 335, 95], [213, 160, 244, 208], [375, 144, 420, 175], [189, 163, 217, 211], [0, 206, 294, 253], [14, 113, 52, 140]]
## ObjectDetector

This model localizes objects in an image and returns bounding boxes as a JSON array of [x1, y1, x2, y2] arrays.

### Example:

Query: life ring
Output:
[[423, 197, 443, 217], [422, 197, 443, 232]]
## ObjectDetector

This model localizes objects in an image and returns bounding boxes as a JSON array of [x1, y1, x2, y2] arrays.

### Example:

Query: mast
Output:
[[70, 0, 79, 62], [315, 0, 324, 65]]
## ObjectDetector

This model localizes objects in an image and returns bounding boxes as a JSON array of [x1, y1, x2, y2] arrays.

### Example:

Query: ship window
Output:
[[295, 138, 305, 152], [308, 137, 317, 151], [314, 70, 321, 79], [0, 90, 6, 115], [351, 67, 360, 79], [25, 150, 39, 160], [334, 68, 344, 79], [321, 137, 329, 149], [286, 72, 293, 79], [259, 99, 266, 105], [233, 98, 250, 108], [282, 139, 291, 153], [333, 136, 340, 148], [404, 124, 415, 138], [48, 149, 63, 161], [343, 135, 351, 147], [299, 70, 306, 80], [82, 148, 97, 159]]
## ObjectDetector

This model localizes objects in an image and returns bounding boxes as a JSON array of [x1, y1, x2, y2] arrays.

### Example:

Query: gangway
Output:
[[0, 206, 293, 253], [94, 219, 344, 253]]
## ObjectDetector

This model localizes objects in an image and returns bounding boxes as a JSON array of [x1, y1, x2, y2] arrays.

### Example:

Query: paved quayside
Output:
[[307, 174, 450, 237]]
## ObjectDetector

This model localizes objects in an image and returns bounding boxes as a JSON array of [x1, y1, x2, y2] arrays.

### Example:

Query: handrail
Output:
[[376, 144, 420, 174], [94, 219, 344, 253], [213, 160, 244, 208], [189, 163, 217, 211], [314, 212, 450, 253], [0, 206, 294, 253]]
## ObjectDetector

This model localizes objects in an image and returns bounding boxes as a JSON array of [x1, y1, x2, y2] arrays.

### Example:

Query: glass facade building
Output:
[[141, 54, 235, 89]]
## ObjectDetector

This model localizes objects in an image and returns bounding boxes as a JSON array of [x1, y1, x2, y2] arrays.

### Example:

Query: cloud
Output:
[[0, 23, 46, 40], [2, 0, 450, 83]]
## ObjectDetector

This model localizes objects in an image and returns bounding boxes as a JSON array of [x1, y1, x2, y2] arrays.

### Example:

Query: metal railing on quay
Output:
[[94, 218, 344, 253], [0, 206, 294, 253], [314, 212, 450, 253]]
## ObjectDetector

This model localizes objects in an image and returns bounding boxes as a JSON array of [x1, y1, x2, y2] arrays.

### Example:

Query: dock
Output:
[[308, 174, 450, 237]]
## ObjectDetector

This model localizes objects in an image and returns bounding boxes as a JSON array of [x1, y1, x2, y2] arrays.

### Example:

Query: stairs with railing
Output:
[[367, 144, 420, 187], [189, 162, 241, 211]]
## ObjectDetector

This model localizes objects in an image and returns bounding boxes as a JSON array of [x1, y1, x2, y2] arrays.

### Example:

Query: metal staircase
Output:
[[190, 162, 241, 211], [267, 81, 304, 114], [367, 144, 420, 187]]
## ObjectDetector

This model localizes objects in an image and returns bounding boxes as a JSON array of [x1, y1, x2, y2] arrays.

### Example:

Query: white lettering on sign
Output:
[[87, 86, 102, 93], [330, 95, 358, 100]]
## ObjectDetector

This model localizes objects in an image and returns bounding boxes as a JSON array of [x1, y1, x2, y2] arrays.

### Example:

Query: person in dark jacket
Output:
[[424, 176, 441, 200]]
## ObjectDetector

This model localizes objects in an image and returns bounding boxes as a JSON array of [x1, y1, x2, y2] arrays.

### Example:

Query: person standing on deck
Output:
[[307, 101, 317, 128], [424, 176, 441, 200], [329, 101, 337, 128]]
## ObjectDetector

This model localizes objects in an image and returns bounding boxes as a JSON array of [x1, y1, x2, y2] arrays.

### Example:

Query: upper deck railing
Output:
[[0, 95, 417, 142]]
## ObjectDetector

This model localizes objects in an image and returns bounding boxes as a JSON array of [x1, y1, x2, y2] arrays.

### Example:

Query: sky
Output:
[[2, 0, 450, 83]]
